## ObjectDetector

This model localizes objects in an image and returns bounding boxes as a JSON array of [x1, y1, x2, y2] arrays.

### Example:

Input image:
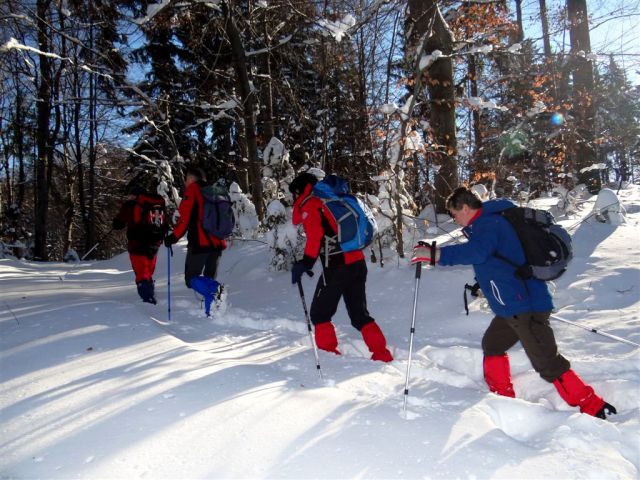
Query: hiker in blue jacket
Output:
[[411, 186, 616, 419]]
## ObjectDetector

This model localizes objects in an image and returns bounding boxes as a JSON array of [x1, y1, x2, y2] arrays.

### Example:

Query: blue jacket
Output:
[[439, 199, 553, 317]]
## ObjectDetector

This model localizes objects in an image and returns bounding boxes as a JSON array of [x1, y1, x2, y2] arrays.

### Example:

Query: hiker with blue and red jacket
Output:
[[164, 167, 227, 315], [411, 186, 616, 419], [289, 172, 393, 362], [113, 185, 168, 304]]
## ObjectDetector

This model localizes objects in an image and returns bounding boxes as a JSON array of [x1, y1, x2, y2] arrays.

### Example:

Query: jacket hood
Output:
[[292, 183, 314, 225], [480, 199, 516, 216]]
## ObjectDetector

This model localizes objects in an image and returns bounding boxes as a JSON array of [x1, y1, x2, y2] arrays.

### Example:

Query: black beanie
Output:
[[289, 172, 318, 196]]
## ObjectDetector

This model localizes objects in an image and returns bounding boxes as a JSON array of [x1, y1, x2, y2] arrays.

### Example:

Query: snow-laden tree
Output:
[[229, 182, 259, 239], [370, 170, 415, 250], [156, 160, 180, 209], [264, 200, 304, 272], [262, 137, 295, 208]]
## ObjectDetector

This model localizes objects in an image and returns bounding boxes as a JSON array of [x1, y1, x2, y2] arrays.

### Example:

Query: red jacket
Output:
[[292, 183, 364, 268], [172, 181, 227, 252]]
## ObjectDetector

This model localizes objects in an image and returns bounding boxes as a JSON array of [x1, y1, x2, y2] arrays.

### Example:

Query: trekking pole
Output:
[[403, 241, 433, 415], [59, 228, 114, 282], [403, 260, 422, 414], [3, 301, 19, 326], [551, 314, 639, 348], [167, 245, 173, 322], [297, 280, 323, 379]]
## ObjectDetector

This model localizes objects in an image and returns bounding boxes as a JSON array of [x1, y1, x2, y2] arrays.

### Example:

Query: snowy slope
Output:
[[1, 187, 639, 479]]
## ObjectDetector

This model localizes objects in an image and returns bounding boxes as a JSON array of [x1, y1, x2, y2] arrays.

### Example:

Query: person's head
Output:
[[289, 172, 318, 200], [446, 187, 483, 226], [126, 184, 146, 200], [185, 167, 206, 187]]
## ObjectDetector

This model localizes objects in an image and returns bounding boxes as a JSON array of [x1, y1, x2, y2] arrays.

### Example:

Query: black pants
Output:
[[184, 248, 221, 288], [482, 311, 570, 382], [309, 260, 374, 330]]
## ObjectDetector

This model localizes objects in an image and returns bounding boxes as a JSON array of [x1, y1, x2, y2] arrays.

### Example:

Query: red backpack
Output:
[[136, 194, 168, 241]]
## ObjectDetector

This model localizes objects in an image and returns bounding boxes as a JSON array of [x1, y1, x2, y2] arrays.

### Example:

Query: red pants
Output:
[[130, 254, 157, 283]]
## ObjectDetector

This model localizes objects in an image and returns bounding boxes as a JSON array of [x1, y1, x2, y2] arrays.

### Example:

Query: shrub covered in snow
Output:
[[264, 200, 304, 271], [229, 182, 259, 239]]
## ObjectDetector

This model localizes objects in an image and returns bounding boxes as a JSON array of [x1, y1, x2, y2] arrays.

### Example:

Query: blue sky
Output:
[[516, 0, 639, 84]]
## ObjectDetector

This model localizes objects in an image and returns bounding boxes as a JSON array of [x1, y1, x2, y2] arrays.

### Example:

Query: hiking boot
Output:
[[595, 402, 617, 420], [137, 279, 157, 304]]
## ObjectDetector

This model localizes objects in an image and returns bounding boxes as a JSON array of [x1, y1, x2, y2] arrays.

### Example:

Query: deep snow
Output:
[[1, 186, 639, 479]]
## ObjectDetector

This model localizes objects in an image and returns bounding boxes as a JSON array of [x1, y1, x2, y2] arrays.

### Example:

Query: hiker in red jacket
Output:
[[164, 167, 227, 315], [113, 185, 168, 304], [290, 172, 393, 362]]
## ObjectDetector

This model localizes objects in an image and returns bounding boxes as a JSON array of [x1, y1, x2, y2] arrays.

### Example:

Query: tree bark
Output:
[[225, 3, 264, 219], [567, 0, 599, 192], [469, 53, 482, 174], [539, 0, 552, 58], [514, 0, 524, 42], [34, 0, 52, 260], [260, 22, 275, 143], [408, 0, 458, 211]]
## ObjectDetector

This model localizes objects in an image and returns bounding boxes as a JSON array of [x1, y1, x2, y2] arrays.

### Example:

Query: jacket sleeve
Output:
[[439, 219, 500, 266], [171, 186, 196, 240], [300, 202, 324, 267]]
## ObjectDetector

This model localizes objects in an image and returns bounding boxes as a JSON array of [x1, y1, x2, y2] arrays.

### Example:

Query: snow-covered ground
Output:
[[1, 187, 639, 479]]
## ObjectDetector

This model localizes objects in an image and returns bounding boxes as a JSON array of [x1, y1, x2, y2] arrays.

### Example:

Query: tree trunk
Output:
[[539, 0, 552, 58], [34, 0, 52, 260], [567, 0, 599, 192], [260, 22, 275, 142], [225, 3, 264, 220], [408, 0, 458, 211], [469, 53, 482, 174], [15, 87, 26, 208], [73, 55, 88, 252], [514, 0, 524, 42], [85, 21, 97, 255]]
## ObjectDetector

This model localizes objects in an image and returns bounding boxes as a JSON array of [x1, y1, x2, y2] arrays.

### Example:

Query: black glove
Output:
[[291, 261, 314, 284], [112, 218, 125, 230], [164, 233, 177, 248]]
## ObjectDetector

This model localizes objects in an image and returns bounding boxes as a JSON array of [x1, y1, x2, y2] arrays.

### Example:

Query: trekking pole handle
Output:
[[413, 240, 437, 277]]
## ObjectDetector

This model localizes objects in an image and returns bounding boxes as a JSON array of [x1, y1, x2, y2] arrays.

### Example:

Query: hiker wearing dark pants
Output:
[[113, 184, 167, 304], [411, 186, 616, 419], [165, 167, 226, 315], [184, 250, 221, 288], [309, 261, 374, 330], [289, 172, 393, 362]]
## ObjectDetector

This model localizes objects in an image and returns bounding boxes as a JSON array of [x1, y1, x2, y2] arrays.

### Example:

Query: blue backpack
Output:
[[201, 184, 235, 239], [312, 175, 377, 252]]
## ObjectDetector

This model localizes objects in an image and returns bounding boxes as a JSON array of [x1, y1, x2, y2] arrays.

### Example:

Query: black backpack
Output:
[[495, 207, 572, 281]]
